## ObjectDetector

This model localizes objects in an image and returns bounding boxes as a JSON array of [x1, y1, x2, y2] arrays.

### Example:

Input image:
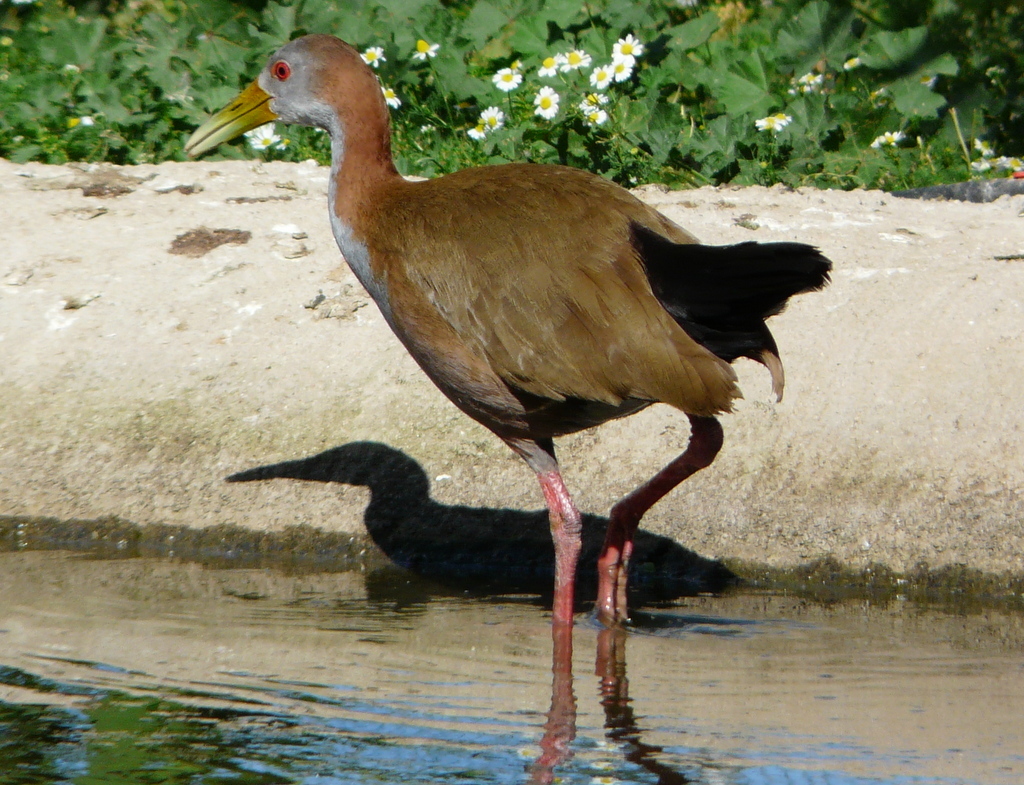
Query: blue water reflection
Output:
[[0, 553, 1020, 784]]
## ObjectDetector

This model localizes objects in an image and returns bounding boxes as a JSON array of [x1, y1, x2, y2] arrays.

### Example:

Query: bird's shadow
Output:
[[227, 441, 735, 607]]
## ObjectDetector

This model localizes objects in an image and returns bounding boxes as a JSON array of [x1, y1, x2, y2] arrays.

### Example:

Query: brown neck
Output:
[[328, 83, 401, 233]]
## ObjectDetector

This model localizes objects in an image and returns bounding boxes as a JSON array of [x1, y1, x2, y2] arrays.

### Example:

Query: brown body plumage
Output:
[[186, 34, 831, 627], [360, 165, 740, 435]]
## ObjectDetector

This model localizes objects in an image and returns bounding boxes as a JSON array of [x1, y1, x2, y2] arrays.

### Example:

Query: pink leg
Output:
[[507, 438, 583, 626], [536, 469, 583, 626], [597, 415, 723, 625]]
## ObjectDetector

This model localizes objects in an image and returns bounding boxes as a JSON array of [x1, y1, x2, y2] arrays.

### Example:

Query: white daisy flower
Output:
[[971, 159, 992, 172], [361, 47, 385, 68], [67, 116, 95, 129], [611, 57, 634, 82], [493, 67, 523, 92], [613, 34, 644, 61], [870, 130, 905, 148], [412, 40, 439, 61], [479, 106, 505, 131], [583, 108, 608, 127], [579, 92, 609, 110], [538, 55, 560, 78], [974, 139, 995, 158], [754, 113, 792, 133], [533, 86, 560, 119], [590, 63, 613, 89], [467, 124, 487, 141], [994, 156, 1023, 172], [244, 122, 283, 150], [790, 72, 824, 94], [561, 49, 592, 72], [63, 64, 81, 73], [920, 74, 937, 88], [381, 86, 401, 109], [843, 56, 862, 70]]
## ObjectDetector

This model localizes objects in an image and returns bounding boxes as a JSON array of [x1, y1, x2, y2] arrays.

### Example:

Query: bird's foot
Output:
[[595, 564, 630, 627]]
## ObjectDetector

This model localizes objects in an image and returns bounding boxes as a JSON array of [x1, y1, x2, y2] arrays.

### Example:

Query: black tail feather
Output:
[[635, 224, 832, 367]]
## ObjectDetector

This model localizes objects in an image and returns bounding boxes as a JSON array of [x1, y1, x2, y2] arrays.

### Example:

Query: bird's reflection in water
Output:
[[229, 441, 731, 782], [596, 627, 695, 784], [530, 623, 693, 785], [530, 624, 578, 784]]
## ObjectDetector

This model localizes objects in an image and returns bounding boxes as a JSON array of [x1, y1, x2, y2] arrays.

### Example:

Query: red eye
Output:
[[271, 60, 291, 80]]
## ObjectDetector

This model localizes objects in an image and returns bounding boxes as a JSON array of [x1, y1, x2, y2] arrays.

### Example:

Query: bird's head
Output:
[[185, 34, 385, 157]]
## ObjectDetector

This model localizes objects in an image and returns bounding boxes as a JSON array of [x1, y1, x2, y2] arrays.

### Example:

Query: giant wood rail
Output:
[[186, 34, 832, 627]]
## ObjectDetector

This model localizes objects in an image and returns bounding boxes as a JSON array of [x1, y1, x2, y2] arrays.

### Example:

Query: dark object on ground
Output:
[[893, 179, 1024, 203]]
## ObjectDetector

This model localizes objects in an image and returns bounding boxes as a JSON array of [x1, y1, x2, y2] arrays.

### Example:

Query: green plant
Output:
[[1, 0, 1022, 190]]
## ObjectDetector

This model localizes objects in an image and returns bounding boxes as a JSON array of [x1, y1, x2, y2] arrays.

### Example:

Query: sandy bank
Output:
[[2, 158, 1022, 576]]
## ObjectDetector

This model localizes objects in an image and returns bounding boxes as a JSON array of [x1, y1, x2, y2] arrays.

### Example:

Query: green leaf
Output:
[[918, 52, 959, 77], [707, 51, 774, 117], [439, 68, 492, 102], [666, 13, 719, 52], [645, 102, 681, 164], [508, 16, 551, 55], [9, 144, 43, 163], [380, 0, 434, 24], [335, 12, 384, 46], [603, 3, 657, 31], [576, 27, 612, 62], [259, 2, 299, 44], [734, 157, 767, 185], [787, 93, 836, 140], [618, 97, 654, 135], [889, 78, 946, 116], [461, 0, 510, 51], [860, 27, 928, 70], [539, 0, 583, 30], [688, 115, 737, 168], [775, 0, 856, 72], [567, 128, 587, 159]]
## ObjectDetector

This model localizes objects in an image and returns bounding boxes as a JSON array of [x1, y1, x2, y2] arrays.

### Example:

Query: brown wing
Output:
[[362, 164, 739, 418]]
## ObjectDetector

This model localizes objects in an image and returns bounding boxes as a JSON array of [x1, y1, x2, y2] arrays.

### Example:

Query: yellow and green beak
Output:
[[184, 81, 278, 157]]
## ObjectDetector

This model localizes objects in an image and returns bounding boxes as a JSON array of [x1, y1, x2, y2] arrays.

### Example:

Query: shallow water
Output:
[[0, 552, 1021, 784]]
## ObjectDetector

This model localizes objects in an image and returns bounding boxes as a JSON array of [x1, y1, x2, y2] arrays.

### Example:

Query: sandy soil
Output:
[[2, 157, 1023, 575]]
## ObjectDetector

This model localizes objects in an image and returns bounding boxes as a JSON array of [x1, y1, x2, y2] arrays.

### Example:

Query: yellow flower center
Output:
[[416, 40, 430, 53], [542, 56, 556, 69], [567, 52, 582, 66]]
